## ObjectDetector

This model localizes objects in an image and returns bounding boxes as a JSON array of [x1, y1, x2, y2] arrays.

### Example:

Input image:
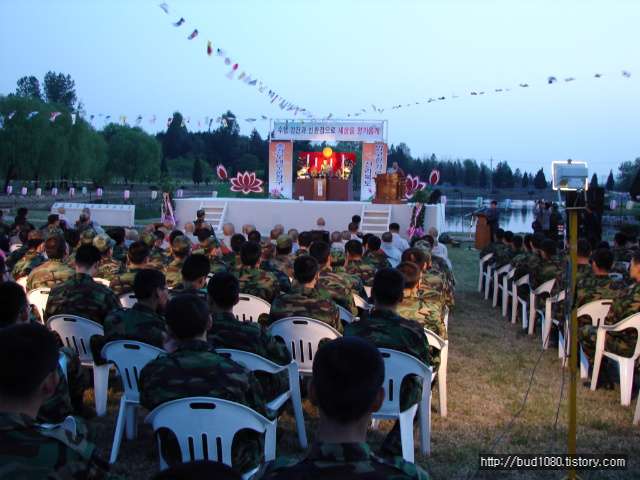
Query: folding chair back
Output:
[[235, 294, 270, 323], [15, 276, 28, 291], [337, 305, 356, 325], [478, 253, 494, 292], [576, 299, 612, 378], [424, 329, 448, 417], [94, 277, 111, 287], [144, 397, 276, 475], [353, 294, 372, 312], [27, 287, 50, 324], [119, 293, 137, 308], [267, 317, 341, 375]]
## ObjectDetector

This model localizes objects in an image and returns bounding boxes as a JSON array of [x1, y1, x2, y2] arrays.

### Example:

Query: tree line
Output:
[[0, 72, 636, 193]]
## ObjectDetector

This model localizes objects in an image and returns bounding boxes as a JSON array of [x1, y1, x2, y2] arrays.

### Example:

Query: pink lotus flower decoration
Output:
[[429, 169, 440, 185], [405, 174, 427, 200], [216, 164, 228, 180], [230, 171, 264, 195]]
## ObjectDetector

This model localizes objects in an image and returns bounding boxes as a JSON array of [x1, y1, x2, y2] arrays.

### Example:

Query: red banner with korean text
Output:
[[360, 143, 388, 201], [268, 141, 293, 199]]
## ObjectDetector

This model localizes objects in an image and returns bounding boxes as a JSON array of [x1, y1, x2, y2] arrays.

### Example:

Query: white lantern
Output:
[[477, 196, 482, 207], [51, 187, 57, 196], [177, 189, 183, 198], [96, 188, 103, 197], [440, 195, 447, 205], [35, 188, 42, 196], [21, 187, 27, 195], [81, 187, 87, 195], [151, 190, 158, 200], [124, 190, 130, 200], [69, 187, 75, 196], [505, 198, 511, 209], [6, 186, 12, 195], [610, 199, 617, 210], [626, 200, 634, 211]]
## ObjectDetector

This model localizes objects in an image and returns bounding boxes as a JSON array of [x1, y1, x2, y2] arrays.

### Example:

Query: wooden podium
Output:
[[372, 174, 407, 204], [295, 178, 327, 201], [475, 213, 491, 250]]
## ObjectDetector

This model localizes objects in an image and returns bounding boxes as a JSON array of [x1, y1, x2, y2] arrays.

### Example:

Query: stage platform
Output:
[[175, 197, 444, 240]]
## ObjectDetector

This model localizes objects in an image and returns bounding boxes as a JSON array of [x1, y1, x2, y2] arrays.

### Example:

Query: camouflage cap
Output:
[[330, 247, 346, 264], [80, 229, 97, 245], [414, 240, 432, 258], [276, 234, 292, 249], [262, 242, 276, 257], [171, 235, 191, 255], [200, 236, 223, 251], [28, 230, 43, 240], [93, 234, 116, 253], [139, 232, 155, 247]]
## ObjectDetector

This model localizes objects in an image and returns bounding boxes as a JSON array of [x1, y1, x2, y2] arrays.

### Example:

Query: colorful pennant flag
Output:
[[207, 41, 212, 56], [173, 17, 185, 27], [622, 71, 632, 78], [158, 3, 169, 14], [7, 110, 16, 119], [50, 112, 62, 122], [26, 111, 38, 119], [187, 29, 198, 40], [70, 114, 77, 125]]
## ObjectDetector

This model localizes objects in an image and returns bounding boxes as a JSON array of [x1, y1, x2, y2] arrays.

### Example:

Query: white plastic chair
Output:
[[267, 317, 342, 376], [94, 277, 111, 287], [528, 279, 555, 335], [144, 396, 276, 478], [235, 294, 270, 323], [484, 263, 496, 300], [15, 276, 28, 291], [9, 244, 21, 252], [101, 341, 166, 463], [478, 253, 494, 292], [337, 305, 356, 325], [513, 274, 529, 326], [40, 351, 76, 435], [492, 264, 512, 308], [443, 307, 450, 333], [354, 294, 372, 312], [542, 290, 565, 350], [502, 268, 516, 317], [575, 300, 613, 378], [27, 287, 51, 324], [118, 293, 137, 308], [216, 349, 307, 448], [634, 394, 640, 425], [47, 315, 110, 416], [424, 329, 448, 417], [590, 312, 640, 406], [372, 349, 433, 461], [363, 285, 372, 298]]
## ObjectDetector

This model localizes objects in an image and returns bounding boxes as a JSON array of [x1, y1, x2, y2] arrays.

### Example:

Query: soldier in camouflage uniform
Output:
[[578, 251, 640, 382], [337, 239, 377, 287], [344, 268, 431, 457], [142, 231, 169, 270], [330, 247, 368, 301], [402, 247, 450, 311], [93, 234, 125, 281], [479, 228, 505, 260], [253, 336, 429, 480], [11, 230, 45, 280], [42, 214, 64, 238], [67, 229, 97, 266], [259, 242, 291, 294], [0, 283, 88, 434], [198, 236, 228, 274], [163, 235, 191, 288], [5, 227, 30, 272], [91, 268, 168, 363], [26, 235, 76, 292], [206, 272, 291, 403], [168, 254, 209, 301], [310, 241, 358, 316], [268, 256, 341, 332], [44, 245, 122, 325], [139, 294, 275, 474], [362, 235, 392, 270], [272, 235, 294, 277], [232, 241, 281, 304], [290, 231, 312, 260], [612, 232, 634, 263], [492, 232, 522, 269], [107, 227, 128, 264], [0, 323, 120, 479], [224, 233, 247, 272], [396, 261, 445, 371], [109, 241, 151, 295]]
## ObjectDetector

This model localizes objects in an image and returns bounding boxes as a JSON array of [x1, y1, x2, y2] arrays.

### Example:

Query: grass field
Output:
[[83, 246, 640, 479]]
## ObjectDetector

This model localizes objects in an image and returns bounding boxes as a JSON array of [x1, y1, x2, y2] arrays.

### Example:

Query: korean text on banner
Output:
[[360, 143, 388, 201], [268, 141, 293, 199]]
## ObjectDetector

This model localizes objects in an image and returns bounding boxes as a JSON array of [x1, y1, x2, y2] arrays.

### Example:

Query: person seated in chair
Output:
[[253, 336, 429, 480]]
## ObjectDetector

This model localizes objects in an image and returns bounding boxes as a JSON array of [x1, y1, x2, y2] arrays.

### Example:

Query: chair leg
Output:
[[502, 280, 509, 317], [289, 373, 308, 448], [590, 331, 606, 392], [418, 393, 431, 457], [579, 346, 589, 379], [492, 274, 499, 307], [511, 286, 518, 324], [618, 359, 634, 406], [93, 364, 110, 416], [634, 396, 640, 425], [109, 395, 127, 464], [399, 409, 417, 463], [125, 404, 139, 440]]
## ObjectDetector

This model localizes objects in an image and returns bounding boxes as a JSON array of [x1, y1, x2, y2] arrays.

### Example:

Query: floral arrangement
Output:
[[269, 186, 286, 199], [408, 187, 429, 238]]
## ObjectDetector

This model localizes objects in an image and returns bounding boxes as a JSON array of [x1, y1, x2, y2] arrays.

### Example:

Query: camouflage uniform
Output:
[[67, 230, 97, 266], [612, 246, 634, 263], [26, 259, 76, 292], [109, 265, 143, 296], [362, 249, 392, 270], [578, 282, 640, 370], [207, 311, 291, 403], [112, 245, 127, 264], [232, 267, 281, 304], [90, 303, 167, 363], [420, 271, 449, 310], [209, 255, 228, 274], [96, 255, 125, 281], [316, 265, 357, 316], [42, 225, 64, 238], [290, 248, 310, 260], [338, 259, 377, 287], [224, 251, 243, 272], [0, 412, 120, 479], [273, 254, 294, 278], [44, 273, 122, 325], [609, 261, 631, 284], [169, 281, 208, 301], [253, 441, 429, 480], [529, 255, 565, 310], [5, 244, 28, 272], [139, 339, 276, 474], [260, 260, 291, 293], [494, 246, 523, 270], [268, 283, 342, 332], [11, 251, 46, 280], [163, 259, 185, 288], [147, 247, 169, 271], [344, 308, 430, 411]]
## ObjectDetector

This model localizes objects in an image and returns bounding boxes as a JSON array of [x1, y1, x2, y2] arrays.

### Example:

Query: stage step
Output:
[[199, 200, 228, 234], [361, 204, 391, 236]]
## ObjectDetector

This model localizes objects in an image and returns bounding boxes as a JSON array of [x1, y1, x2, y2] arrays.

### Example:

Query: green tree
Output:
[[236, 153, 261, 174], [606, 170, 615, 190], [533, 168, 547, 190], [162, 112, 189, 159], [160, 156, 168, 174], [589, 173, 599, 189], [192, 158, 203, 185], [492, 161, 514, 189], [463, 159, 479, 186], [616, 158, 640, 192], [522, 172, 529, 188], [43, 71, 77, 109], [16, 76, 42, 100], [104, 124, 161, 183], [479, 165, 487, 188], [629, 169, 640, 200]]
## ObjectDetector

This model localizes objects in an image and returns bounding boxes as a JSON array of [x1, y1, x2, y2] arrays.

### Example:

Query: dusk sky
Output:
[[1, 0, 638, 180]]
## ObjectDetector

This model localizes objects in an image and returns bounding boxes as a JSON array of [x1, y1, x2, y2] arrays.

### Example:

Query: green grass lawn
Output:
[[65, 247, 640, 479]]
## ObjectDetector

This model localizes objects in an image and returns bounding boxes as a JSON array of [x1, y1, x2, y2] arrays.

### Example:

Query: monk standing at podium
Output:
[[387, 162, 405, 178], [485, 200, 500, 240]]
